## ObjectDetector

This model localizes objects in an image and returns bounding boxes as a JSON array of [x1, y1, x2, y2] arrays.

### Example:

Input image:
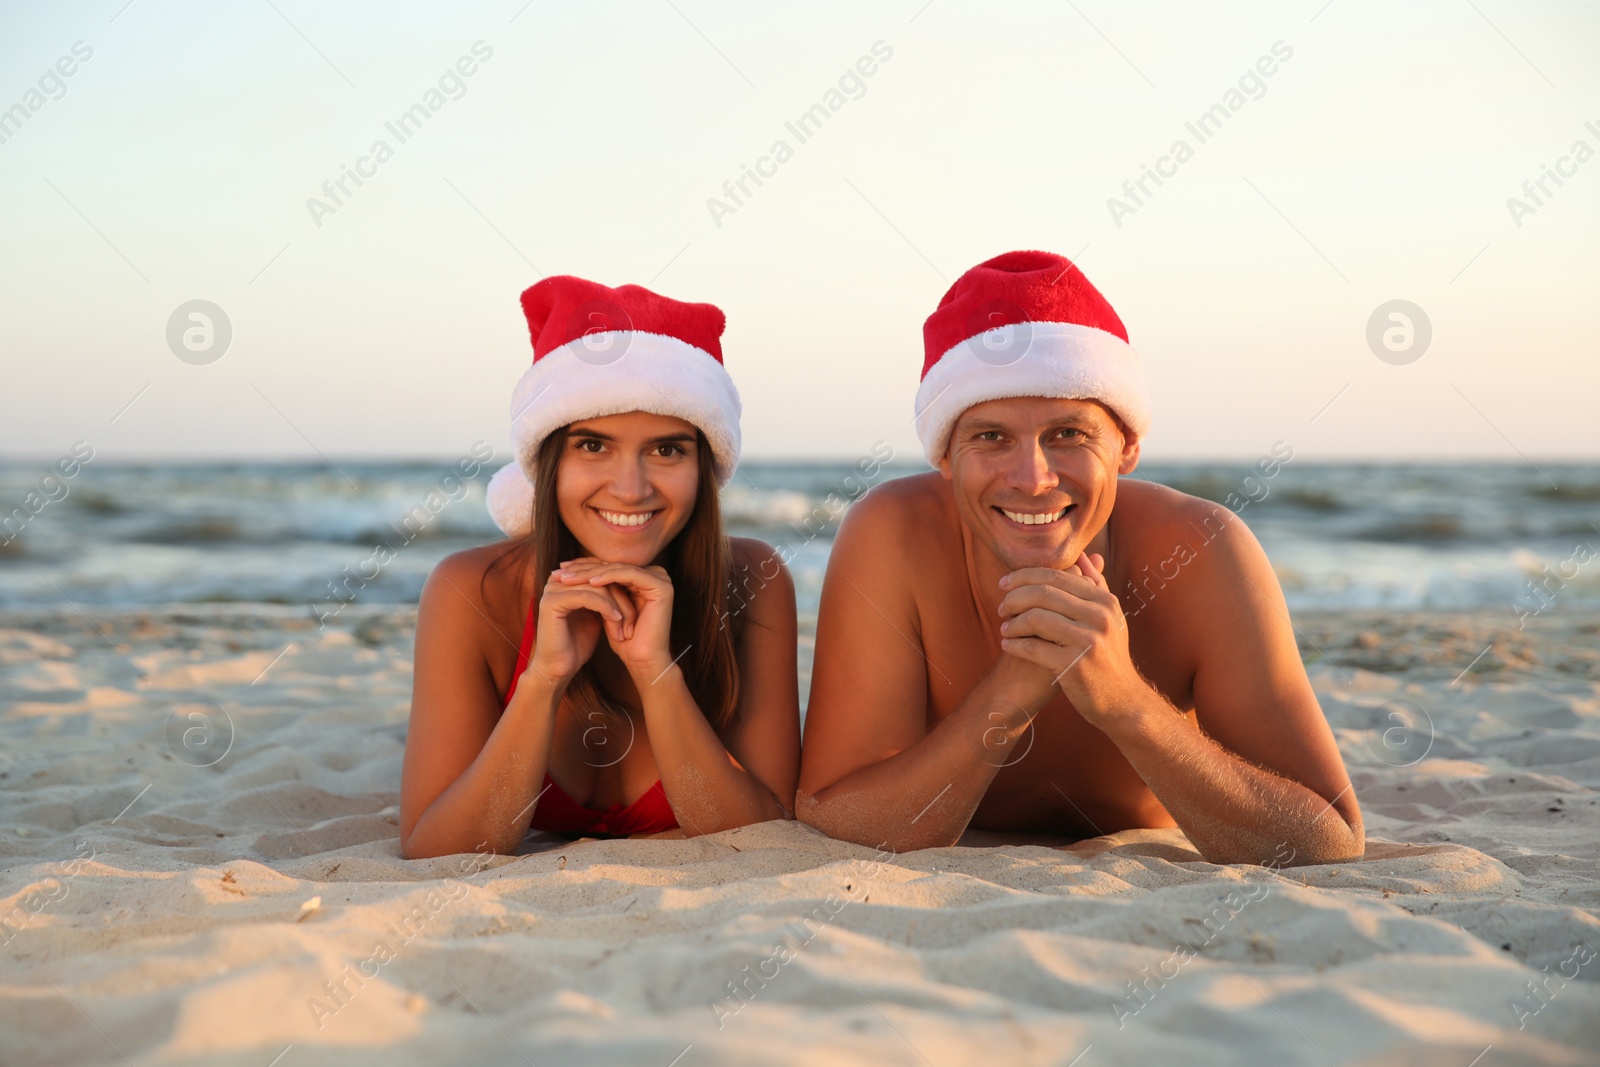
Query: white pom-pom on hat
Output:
[[486, 461, 536, 538]]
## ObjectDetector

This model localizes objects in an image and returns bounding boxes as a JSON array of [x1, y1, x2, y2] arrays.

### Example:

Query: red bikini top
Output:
[[502, 597, 679, 836]]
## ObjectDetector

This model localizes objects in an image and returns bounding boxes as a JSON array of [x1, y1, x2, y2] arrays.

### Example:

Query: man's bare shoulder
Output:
[[839, 470, 955, 539], [825, 472, 956, 595], [1113, 477, 1275, 606], [1114, 477, 1254, 552]]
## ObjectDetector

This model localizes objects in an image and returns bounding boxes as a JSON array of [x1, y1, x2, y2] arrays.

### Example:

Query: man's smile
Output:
[[994, 504, 1076, 527]]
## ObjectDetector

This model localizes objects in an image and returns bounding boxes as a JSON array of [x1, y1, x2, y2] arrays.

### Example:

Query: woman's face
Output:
[[555, 411, 702, 565]]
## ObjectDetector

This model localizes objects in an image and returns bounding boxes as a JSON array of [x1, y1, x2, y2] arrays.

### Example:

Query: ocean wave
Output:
[[1274, 488, 1347, 512], [1526, 483, 1600, 503], [69, 489, 129, 515], [719, 487, 833, 528], [1351, 515, 1467, 544], [2, 461, 1596, 610], [126, 518, 249, 545]]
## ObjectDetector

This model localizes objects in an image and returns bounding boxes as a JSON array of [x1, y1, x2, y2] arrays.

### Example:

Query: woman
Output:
[[400, 275, 799, 859]]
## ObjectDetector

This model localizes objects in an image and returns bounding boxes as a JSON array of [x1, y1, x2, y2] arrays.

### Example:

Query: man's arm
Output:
[[1000, 507, 1363, 867], [796, 488, 1056, 851]]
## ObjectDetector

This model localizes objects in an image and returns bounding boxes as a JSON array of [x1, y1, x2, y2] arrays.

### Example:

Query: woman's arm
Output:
[[719, 538, 802, 816], [399, 550, 633, 858], [560, 540, 800, 835]]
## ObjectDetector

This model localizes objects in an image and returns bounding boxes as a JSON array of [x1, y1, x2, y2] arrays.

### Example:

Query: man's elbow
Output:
[[795, 789, 955, 852], [1300, 809, 1366, 865], [794, 789, 836, 833], [1234, 819, 1365, 868], [1302, 819, 1366, 867], [794, 788, 871, 846]]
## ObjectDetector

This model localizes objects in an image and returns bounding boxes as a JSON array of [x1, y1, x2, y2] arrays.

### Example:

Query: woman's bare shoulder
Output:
[[728, 536, 798, 633], [419, 540, 530, 638], [730, 535, 788, 576], [729, 535, 796, 596]]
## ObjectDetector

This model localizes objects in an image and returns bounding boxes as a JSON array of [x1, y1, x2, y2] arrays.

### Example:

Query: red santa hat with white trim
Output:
[[485, 275, 742, 537], [914, 250, 1151, 464]]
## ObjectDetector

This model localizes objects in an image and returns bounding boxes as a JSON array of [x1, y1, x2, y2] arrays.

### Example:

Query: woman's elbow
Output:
[[399, 832, 436, 860], [681, 795, 791, 838], [401, 832, 511, 861]]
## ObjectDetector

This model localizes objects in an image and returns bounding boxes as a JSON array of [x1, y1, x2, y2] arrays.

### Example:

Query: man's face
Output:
[[939, 396, 1140, 571]]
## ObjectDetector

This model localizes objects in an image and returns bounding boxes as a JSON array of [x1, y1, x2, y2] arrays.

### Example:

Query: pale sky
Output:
[[2, 0, 1596, 465]]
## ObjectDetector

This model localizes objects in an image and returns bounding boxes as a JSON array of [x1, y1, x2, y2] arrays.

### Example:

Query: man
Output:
[[797, 250, 1361, 866]]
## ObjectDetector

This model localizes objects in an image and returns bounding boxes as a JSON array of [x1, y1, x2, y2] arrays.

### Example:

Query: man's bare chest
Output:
[[914, 585, 1194, 836]]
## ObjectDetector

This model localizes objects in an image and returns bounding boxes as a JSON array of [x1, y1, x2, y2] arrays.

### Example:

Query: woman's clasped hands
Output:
[[529, 556, 678, 686]]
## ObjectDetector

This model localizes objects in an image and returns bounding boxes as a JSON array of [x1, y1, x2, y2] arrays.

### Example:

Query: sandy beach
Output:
[[2, 602, 1598, 1066], [5, 0, 1597, 1056]]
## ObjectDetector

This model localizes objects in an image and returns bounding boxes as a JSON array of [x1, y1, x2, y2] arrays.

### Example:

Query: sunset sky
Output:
[[2, 0, 1596, 464]]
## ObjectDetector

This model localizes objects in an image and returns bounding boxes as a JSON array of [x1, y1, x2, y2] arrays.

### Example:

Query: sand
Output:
[[2, 603, 1598, 1066]]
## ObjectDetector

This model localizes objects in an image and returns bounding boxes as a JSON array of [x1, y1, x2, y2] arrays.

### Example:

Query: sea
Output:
[[1, 460, 1597, 623]]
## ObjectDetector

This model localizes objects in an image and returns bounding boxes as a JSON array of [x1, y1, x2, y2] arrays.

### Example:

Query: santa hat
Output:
[[914, 250, 1150, 465], [485, 275, 742, 537]]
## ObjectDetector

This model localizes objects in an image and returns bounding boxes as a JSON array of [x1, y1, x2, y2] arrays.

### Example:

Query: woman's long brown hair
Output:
[[510, 424, 743, 731]]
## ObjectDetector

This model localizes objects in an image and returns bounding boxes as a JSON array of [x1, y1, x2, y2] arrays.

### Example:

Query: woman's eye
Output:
[[655, 443, 686, 457], [575, 439, 603, 453]]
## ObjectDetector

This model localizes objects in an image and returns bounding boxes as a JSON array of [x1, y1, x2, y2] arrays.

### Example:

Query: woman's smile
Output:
[[591, 506, 662, 530]]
